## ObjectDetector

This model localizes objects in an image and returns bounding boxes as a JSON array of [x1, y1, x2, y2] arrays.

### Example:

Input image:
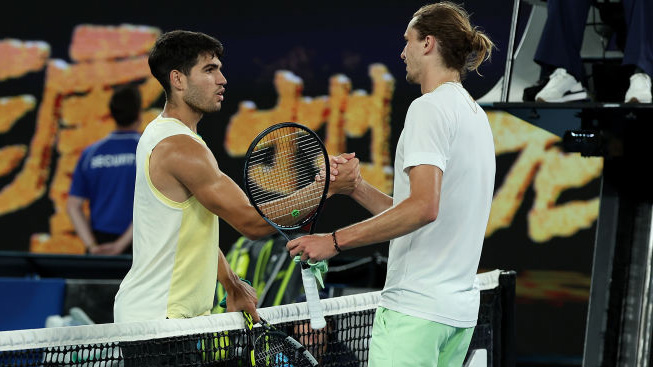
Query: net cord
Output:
[[0, 271, 502, 352]]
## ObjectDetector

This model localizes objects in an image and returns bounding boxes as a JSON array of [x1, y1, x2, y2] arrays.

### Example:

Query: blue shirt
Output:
[[69, 131, 140, 235]]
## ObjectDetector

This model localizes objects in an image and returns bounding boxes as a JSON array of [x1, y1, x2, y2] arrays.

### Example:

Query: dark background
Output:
[[0, 1, 596, 365], [0, 0, 532, 254]]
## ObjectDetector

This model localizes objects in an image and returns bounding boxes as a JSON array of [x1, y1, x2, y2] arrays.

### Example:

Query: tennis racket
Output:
[[244, 312, 319, 367], [243, 122, 328, 330]]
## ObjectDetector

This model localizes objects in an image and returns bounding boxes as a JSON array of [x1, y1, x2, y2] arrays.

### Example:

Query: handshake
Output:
[[324, 152, 362, 198]]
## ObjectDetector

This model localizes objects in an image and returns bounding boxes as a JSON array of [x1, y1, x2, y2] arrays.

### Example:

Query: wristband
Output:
[[332, 231, 342, 254]]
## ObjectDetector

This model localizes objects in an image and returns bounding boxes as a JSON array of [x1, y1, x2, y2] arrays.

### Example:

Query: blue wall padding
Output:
[[0, 278, 66, 331]]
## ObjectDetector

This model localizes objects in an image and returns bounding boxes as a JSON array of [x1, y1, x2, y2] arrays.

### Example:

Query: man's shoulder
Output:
[[408, 87, 469, 120], [84, 133, 139, 156], [79, 136, 110, 159], [149, 135, 211, 173], [142, 118, 201, 143], [409, 93, 442, 110], [154, 134, 199, 151], [114, 131, 142, 142], [414, 87, 460, 105]]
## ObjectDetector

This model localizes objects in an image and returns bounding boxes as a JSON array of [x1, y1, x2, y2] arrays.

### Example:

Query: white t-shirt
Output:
[[379, 82, 495, 328]]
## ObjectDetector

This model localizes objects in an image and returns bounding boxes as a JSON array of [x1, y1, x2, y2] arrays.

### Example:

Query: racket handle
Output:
[[301, 267, 326, 329]]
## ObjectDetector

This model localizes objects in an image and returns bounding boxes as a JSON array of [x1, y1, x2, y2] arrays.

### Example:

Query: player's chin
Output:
[[204, 103, 222, 113], [405, 73, 417, 84]]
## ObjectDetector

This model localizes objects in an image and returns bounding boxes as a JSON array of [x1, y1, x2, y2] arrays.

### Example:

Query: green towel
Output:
[[294, 256, 328, 288]]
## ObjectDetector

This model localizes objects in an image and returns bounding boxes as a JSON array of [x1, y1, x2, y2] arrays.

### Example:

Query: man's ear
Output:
[[170, 70, 185, 91], [424, 35, 437, 54], [423, 35, 436, 54]]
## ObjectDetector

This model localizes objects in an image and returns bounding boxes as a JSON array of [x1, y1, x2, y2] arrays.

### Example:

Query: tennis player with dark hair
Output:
[[287, 3, 496, 365], [67, 84, 142, 255], [113, 30, 359, 324]]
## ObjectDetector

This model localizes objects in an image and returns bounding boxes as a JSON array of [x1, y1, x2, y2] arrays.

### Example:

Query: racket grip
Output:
[[301, 267, 326, 329]]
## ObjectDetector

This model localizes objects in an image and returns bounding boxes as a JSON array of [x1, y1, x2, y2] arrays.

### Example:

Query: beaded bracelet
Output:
[[332, 231, 342, 254]]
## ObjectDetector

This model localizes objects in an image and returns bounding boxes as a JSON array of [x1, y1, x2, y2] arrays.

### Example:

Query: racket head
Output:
[[254, 319, 319, 367], [243, 122, 330, 231]]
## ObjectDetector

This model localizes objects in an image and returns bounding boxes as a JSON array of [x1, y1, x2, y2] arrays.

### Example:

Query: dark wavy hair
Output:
[[412, 1, 495, 76], [148, 30, 224, 96]]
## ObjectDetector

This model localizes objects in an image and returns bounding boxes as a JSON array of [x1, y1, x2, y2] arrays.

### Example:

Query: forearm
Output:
[[259, 181, 323, 226], [216, 248, 260, 321], [349, 180, 393, 216], [288, 166, 441, 261], [336, 196, 434, 250], [221, 208, 277, 240], [66, 199, 96, 249], [217, 250, 240, 291]]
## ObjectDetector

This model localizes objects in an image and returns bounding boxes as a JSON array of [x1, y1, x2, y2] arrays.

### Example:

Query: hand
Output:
[[317, 153, 350, 183], [287, 233, 338, 262], [327, 153, 361, 196], [225, 279, 260, 323], [89, 242, 124, 256]]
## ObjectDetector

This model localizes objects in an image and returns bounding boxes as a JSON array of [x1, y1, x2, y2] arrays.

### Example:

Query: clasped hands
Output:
[[325, 152, 361, 197], [289, 152, 361, 262]]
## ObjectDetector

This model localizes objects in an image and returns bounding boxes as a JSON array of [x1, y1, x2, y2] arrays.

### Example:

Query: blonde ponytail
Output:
[[466, 28, 495, 75]]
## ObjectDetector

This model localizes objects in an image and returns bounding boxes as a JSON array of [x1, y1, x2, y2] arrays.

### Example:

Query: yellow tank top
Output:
[[114, 115, 219, 322]]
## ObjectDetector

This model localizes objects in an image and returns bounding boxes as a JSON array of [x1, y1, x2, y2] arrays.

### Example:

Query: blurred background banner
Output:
[[0, 0, 602, 363]]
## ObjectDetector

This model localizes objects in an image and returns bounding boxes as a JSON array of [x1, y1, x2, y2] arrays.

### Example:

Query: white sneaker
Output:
[[624, 73, 652, 103], [535, 68, 588, 102]]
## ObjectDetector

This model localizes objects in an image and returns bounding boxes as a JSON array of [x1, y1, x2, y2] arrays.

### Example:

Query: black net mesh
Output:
[[0, 310, 374, 367], [0, 271, 514, 367]]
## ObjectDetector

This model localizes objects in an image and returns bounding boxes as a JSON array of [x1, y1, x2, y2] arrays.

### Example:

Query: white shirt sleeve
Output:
[[401, 97, 454, 173]]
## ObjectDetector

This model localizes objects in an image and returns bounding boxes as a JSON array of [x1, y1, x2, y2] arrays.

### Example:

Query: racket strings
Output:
[[262, 201, 320, 222], [254, 128, 319, 156], [252, 131, 312, 155], [248, 149, 324, 173], [254, 335, 299, 365], [247, 171, 325, 199], [247, 127, 326, 226], [253, 189, 323, 223], [245, 124, 329, 229], [248, 196, 323, 216], [248, 144, 324, 169], [253, 133, 320, 159], [248, 134, 326, 193], [247, 160, 325, 183], [252, 132, 320, 150], [247, 166, 325, 204], [253, 129, 310, 147], [248, 179, 323, 214], [249, 190, 323, 209]]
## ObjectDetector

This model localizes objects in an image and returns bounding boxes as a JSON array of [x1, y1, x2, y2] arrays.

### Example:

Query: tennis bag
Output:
[[212, 232, 309, 313]]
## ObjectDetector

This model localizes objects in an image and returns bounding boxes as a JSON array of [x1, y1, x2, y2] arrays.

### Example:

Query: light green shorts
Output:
[[368, 307, 475, 367]]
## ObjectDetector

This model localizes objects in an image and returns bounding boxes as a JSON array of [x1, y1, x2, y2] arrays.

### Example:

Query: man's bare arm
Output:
[[217, 249, 259, 322], [67, 195, 97, 252], [150, 135, 275, 240], [287, 165, 442, 261], [349, 179, 394, 216], [338, 164, 441, 249]]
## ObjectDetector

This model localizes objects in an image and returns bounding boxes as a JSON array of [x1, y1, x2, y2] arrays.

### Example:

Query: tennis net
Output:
[[0, 270, 514, 367]]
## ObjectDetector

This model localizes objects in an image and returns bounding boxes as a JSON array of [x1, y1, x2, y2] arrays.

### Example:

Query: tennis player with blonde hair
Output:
[[287, 2, 496, 365]]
